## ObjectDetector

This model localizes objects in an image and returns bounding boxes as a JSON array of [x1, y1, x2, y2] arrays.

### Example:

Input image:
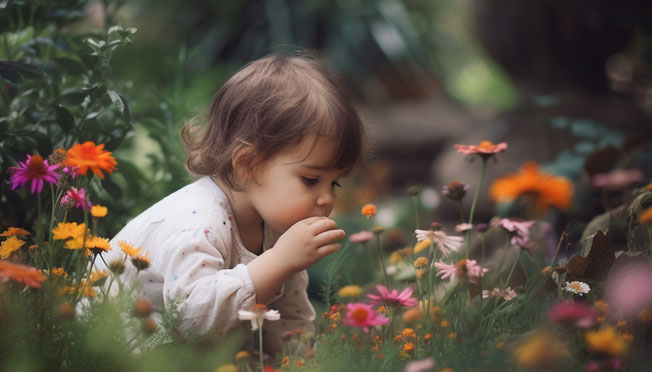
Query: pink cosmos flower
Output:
[[367, 284, 418, 308], [591, 169, 644, 189], [414, 229, 463, 257], [349, 230, 374, 244], [238, 304, 281, 331], [454, 141, 507, 158], [64, 187, 92, 211], [343, 302, 390, 333], [482, 287, 517, 301], [493, 218, 536, 249], [547, 300, 597, 328], [606, 262, 652, 319], [8, 154, 60, 193], [455, 223, 473, 233], [435, 259, 488, 284]]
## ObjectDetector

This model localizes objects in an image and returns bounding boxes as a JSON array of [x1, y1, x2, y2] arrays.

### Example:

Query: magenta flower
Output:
[[547, 300, 597, 328], [64, 187, 92, 211], [349, 230, 374, 244], [8, 154, 59, 193], [367, 284, 418, 308], [343, 302, 390, 333]]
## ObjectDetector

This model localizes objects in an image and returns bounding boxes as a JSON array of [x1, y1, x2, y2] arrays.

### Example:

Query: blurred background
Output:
[[3, 0, 652, 307]]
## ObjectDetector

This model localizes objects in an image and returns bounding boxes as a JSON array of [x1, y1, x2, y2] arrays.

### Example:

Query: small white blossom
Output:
[[238, 304, 281, 331], [564, 281, 590, 296]]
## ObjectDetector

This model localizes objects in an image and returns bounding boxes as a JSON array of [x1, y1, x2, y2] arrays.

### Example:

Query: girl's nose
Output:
[[316, 189, 334, 209]]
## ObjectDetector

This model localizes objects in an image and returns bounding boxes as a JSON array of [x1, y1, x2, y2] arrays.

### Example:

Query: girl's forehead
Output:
[[275, 135, 342, 170]]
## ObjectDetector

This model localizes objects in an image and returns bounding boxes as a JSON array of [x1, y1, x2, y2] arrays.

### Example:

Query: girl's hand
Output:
[[272, 216, 345, 272]]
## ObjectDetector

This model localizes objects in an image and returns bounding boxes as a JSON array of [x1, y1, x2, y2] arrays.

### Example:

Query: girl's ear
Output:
[[232, 144, 255, 182]]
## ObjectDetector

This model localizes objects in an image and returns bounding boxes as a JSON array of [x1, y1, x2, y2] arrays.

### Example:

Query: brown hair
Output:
[[182, 51, 365, 189]]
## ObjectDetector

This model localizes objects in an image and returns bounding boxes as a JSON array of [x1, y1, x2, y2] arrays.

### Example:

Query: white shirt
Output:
[[100, 176, 316, 353]]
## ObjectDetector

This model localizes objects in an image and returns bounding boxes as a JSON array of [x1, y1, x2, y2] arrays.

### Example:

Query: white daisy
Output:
[[564, 281, 590, 296], [237, 304, 281, 331], [414, 229, 463, 257]]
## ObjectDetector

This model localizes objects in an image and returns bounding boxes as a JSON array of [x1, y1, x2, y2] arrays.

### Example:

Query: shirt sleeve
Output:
[[261, 270, 316, 354], [158, 227, 257, 338]]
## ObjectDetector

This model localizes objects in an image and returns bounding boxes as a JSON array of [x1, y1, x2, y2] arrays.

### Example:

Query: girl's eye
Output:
[[301, 177, 318, 186], [332, 181, 342, 188]]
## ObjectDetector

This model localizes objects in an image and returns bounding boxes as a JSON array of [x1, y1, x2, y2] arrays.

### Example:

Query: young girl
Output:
[[101, 51, 365, 354]]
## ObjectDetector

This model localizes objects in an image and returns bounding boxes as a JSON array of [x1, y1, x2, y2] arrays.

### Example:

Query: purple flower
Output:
[[65, 187, 92, 211], [8, 154, 59, 193], [367, 284, 418, 308]]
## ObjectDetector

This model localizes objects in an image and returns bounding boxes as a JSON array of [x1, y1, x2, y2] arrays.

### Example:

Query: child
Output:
[[101, 51, 365, 355]]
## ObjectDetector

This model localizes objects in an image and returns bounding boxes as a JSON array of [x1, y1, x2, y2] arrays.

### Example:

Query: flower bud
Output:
[[108, 259, 125, 275], [133, 298, 152, 318], [142, 318, 157, 335]]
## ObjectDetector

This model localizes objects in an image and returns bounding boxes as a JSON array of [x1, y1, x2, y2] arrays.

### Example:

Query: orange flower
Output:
[[490, 162, 573, 212], [403, 342, 415, 352], [639, 206, 652, 224], [91, 205, 108, 218], [0, 227, 30, 237], [64, 141, 117, 179], [0, 261, 47, 288], [455, 140, 507, 158], [361, 204, 377, 219]]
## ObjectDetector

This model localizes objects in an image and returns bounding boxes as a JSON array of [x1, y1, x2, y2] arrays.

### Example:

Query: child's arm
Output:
[[246, 216, 344, 304]]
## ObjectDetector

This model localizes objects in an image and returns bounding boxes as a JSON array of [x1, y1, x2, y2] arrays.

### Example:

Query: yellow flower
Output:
[[361, 203, 377, 218], [413, 256, 428, 268], [448, 332, 456, 339], [131, 252, 151, 271], [0, 236, 25, 259], [118, 240, 141, 257], [91, 205, 108, 218], [215, 364, 238, 372], [584, 326, 628, 356], [89, 269, 108, 286], [234, 351, 249, 362], [388, 250, 403, 264], [540, 266, 553, 276], [86, 235, 111, 255], [413, 238, 431, 254], [514, 330, 569, 369], [440, 320, 449, 328], [0, 227, 30, 237], [281, 356, 290, 367], [402, 308, 422, 323], [52, 222, 86, 240], [50, 267, 68, 278], [338, 285, 363, 298]]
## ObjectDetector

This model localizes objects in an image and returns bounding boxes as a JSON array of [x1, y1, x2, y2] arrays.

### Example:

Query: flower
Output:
[[547, 301, 597, 328], [131, 251, 151, 272], [89, 269, 108, 287], [564, 281, 591, 296], [584, 326, 628, 356], [639, 206, 652, 224], [238, 303, 281, 331], [403, 342, 415, 353], [361, 204, 377, 219], [442, 181, 469, 201], [215, 364, 238, 372], [0, 236, 25, 259], [64, 187, 92, 211], [338, 285, 363, 298], [8, 154, 60, 193], [91, 205, 108, 218], [342, 302, 390, 332], [367, 284, 418, 308], [514, 330, 569, 369], [482, 287, 517, 301], [435, 259, 488, 284], [490, 162, 573, 212], [493, 218, 536, 249], [63, 141, 117, 179], [413, 238, 432, 254], [414, 229, 463, 257], [52, 222, 87, 249], [234, 351, 250, 363], [455, 223, 473, 232], [402, 308, 423, 323], [349, 230, 373, 244], [118, 240, 142, 257], [605, 262, 652, 318], [402, 357, 436, 372], [0, 261, 47, 288], [0, 227, 30, 237], [85, 235, 111, 256], [591, 169, 644, 189], [454, 140, 508, 159]]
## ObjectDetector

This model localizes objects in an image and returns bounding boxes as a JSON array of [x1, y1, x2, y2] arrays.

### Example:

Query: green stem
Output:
[[465, 158, 486, 258], [411, 195, 420, 230], [480, 233, 486, 269], [258, 323, 264, 372], [496, 240, 511, 276], [503, 249, 522, 291], [36, 191, 43, 251], [456, 201, 466, 223], [375, 234, 390, 288]]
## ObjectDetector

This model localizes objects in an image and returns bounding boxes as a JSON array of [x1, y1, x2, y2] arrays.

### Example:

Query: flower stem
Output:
[[258, 325, 264, 372], [496, 240, 511, 276], [411, 195, 420, 230], [503, 249, 522, 291], [465, 158, 487, 258], [375, 234, 390, 288]]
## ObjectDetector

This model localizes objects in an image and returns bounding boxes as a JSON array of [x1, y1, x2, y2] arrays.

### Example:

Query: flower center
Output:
[[569, 282, 582, 292], [456, 259, 468, 276], [352, 308, 369, 323], [26, 155, 47, 178], [477, 141, 494, 149]]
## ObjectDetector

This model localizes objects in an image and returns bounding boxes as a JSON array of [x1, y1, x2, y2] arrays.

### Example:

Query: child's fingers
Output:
[[309, 218, 337, 234], [314, 229, 345, 246], [316, 243, 341, 258]]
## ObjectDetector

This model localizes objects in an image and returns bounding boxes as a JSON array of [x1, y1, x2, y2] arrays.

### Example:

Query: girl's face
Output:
[[245, 135, 346, 234]]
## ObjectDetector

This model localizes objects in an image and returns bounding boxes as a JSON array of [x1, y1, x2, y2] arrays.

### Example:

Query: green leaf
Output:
[[54, 105, 75, 132], [60, 89, 88, 106]]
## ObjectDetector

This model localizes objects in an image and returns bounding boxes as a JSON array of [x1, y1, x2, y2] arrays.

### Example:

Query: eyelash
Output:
[[302, 177, 342, 188]]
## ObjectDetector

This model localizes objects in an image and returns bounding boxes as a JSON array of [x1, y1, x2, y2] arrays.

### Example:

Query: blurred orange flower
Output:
[[639, 206, 652, 224], [361, 204, 376, 219], [0, 261, 47, 288], [0, 227, 30, 237], [64, 141, 117, 179], [490, 162, 573, 212]]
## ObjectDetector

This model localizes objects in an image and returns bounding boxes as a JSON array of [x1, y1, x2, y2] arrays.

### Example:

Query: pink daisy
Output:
[[454, 141, 507, 159], [367, 284, 418, 308], [547, 300, 597, 328], [349, 230, 374, 244], [64, 187, 92, 211], [414, 229, 463, 257], [342, 302, 390, 333], [493, 218, 536, 249], [435, 259, 488, 284], [8, 154, 59, 193]]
